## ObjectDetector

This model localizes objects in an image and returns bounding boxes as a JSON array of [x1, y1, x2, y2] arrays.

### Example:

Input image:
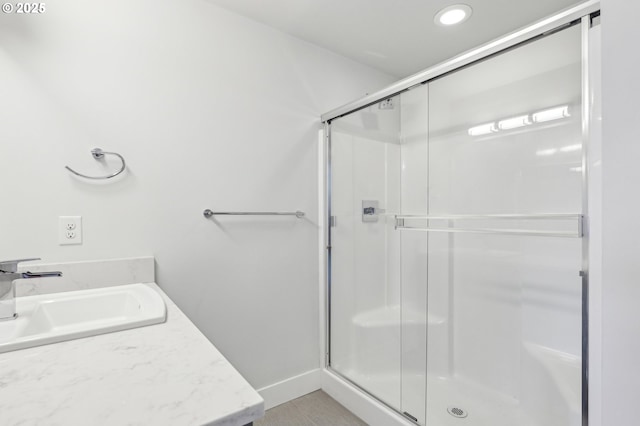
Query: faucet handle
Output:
[[0, 258, 41, 272]]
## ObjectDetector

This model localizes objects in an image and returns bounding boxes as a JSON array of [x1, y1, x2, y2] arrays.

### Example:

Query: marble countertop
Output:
[[0, 282, 264, 426]]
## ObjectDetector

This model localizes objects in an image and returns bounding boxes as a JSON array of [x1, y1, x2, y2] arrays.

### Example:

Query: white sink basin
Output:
[[0, 283, 166, 353]]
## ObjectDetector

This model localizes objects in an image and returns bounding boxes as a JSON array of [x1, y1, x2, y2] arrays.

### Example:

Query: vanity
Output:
[[0, 257, 264, 426]]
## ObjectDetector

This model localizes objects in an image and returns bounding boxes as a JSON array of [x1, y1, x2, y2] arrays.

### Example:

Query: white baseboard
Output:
[[321, 369, 412, 426], [257, 369, 322, 410]]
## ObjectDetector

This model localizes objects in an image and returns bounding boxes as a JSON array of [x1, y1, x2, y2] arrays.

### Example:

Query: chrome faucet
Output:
[[0, 258, 62, 321]]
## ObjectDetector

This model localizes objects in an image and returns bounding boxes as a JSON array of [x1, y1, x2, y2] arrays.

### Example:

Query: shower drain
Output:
[[447, 406, 468, 419]]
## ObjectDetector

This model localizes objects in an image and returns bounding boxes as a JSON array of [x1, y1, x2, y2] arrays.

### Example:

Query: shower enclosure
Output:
[[322, 3, 599, 426]]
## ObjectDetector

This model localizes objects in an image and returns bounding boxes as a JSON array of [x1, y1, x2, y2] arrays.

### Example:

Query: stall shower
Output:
[[322, 5, 600, 426]]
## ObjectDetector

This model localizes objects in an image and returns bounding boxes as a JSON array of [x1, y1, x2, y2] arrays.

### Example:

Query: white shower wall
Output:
[[426, 27, 583, 418], [330, 102, 402, 376], [0, 0, 394, 395]]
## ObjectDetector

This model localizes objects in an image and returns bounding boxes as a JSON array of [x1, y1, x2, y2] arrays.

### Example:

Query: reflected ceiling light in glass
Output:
[[570, 166, 583, 172], [468, 122, 497, 136], [536, 148, 558, 156], [498, 115, 532, 130], [560, 144, 582, 152], [435, 4, 472, 26], [532, 105, 570, 123]]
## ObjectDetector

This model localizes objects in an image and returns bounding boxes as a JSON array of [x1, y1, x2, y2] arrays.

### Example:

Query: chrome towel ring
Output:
[[65, 148, 126, 180]]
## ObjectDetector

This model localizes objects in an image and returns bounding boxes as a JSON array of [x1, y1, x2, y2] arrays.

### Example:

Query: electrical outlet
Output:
[[59, 216, 82, 245]]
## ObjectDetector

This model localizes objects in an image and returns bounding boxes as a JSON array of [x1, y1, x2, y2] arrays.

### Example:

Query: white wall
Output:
[[0, 0, 393, 391], [600, 1, 640, 425]]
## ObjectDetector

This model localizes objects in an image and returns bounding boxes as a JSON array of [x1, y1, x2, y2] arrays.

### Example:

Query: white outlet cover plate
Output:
[[59, 216, 82, 245]]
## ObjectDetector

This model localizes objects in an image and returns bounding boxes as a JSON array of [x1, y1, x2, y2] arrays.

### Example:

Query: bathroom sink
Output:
[[0, 284, 166, 353]]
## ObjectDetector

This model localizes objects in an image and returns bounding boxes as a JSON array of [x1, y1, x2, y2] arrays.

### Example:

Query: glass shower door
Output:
[[421, 25, 583, 426], [329, 92, 429, 422], [329, 94, 403, 409], [328, 22, 584, 426]]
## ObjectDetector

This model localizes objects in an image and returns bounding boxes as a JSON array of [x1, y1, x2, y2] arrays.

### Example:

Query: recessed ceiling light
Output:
[[435, 4, 473, 27]]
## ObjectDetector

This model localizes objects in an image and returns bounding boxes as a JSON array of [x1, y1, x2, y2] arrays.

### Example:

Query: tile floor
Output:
[[255, 390, 367, 426]]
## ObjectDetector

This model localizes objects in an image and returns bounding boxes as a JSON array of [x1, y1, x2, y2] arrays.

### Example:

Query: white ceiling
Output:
[[206, 0, 584, 78]]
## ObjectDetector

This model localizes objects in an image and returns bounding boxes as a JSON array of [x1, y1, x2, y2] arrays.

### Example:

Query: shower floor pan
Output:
[[343, 370, 534, 426], [340, 342, 580, 426]]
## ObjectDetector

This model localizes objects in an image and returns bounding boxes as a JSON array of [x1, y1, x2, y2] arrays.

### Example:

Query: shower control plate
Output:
[[362, 200, 381, 223]]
